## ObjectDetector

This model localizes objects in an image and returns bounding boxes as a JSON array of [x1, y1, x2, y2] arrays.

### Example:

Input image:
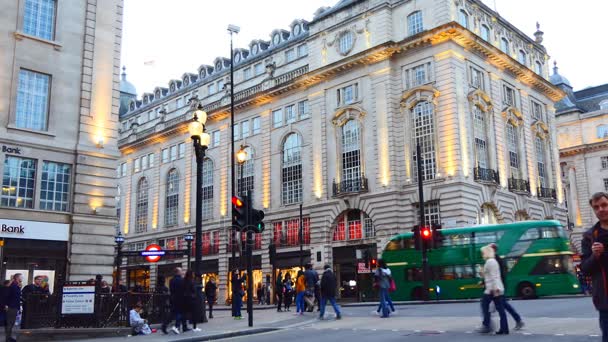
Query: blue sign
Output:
[[140, 250, 166, 257]]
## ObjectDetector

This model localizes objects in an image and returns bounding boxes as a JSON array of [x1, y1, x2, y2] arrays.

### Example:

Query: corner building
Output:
[[118, 0, 566, 302], [0, 0, 124, 289]]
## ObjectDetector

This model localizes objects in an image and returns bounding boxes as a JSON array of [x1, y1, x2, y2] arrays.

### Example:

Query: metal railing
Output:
[[332, 177, 368, 197], [537, 186, 557, 200], [473, 166, 500, 184], [508, 177, 530, 194]]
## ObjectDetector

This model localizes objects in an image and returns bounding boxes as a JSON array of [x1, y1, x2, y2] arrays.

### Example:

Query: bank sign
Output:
[[0, 219, 69, 241]]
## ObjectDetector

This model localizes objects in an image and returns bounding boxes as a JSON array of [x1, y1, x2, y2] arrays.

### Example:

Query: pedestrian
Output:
[[581, 192, 608, 342], [129, 302, 152, 335], [257, 284, 263, 305], [114, 279, 127, 293], [182, 270, 200, 332], [319, 264, 341, 320], [156, 276, 171, 335], [5, 273, 22, 342], [374, 259, 392, 318], [304, 264, 318, 312], [260, 284, 267, 305], [295, 270, 306, 315], [283, 273, 294, 311], [275, 271, 284, 312], [169, 267, 187, 334], [0, 280, 9, 327], [266, 283, 272, 306], [477, 245, 509, 335], [204, 277, 217, 319], [231, 269, 245, 320], [100, 280, 111, 294], [490, 243, 524, 330]]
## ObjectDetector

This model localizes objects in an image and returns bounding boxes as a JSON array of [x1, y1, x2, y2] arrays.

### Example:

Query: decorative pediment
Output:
[[532, 121, 549, 139], [468, 89, 493, 112], [331, 105, 366, 127], [501, 106, 522, 123], [400, 85, 440, 109]]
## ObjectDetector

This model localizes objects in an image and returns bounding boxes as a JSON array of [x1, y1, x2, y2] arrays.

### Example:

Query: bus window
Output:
[[507, 241, 533, 257], [406, 268, 423, 281], [520, 228, 540, 241], [473, 231, 504, 245], [505, 257, 519, 272], [539, 227, 563, 239], [386, 238, 414, 250], [531, 255, 570, 275], [454, 265, 475, 279], [443, 234, 471, 247]]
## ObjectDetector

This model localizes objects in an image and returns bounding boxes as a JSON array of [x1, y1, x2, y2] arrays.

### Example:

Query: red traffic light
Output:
[[231, 196, 243, 208], [421, 227, 432, 239], [371, 258, 377, 266]]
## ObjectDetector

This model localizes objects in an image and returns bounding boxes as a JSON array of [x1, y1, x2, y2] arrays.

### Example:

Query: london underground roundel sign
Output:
[[140, 244, 165, 263]]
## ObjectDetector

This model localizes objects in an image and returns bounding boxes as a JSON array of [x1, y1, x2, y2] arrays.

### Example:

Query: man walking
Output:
[[581, 192, 608, 342], [5, 273, 22, 342], [169, 267, 187, 334], [304, 263, 318, 312], [490, 243, 524, 330], [319, 264, 341, 320]]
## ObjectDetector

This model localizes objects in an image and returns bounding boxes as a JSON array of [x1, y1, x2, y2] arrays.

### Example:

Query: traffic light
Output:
[[421, 225, 433, 250], [232, 195, 247, 231], [370, 258, 377, 269], [431, 223, 443, 248], [412, 225, 421, 250], [250, 208, 265, 233]]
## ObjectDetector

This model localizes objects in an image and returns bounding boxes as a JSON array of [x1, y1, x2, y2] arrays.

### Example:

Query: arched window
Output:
[[518, 50, 527, 65], [282, 133, 303, 205], [535, 61, 542, 75], [506, 122, 521, 178], [333, 209, 374, 241], [341, 120, 363, 189], [479, 204, 499, 224], [237, 146, 254, 195], [202, 159, 214, 220], [407, 11, 423, 36], [458, 10, 469, 29], [480, 24, 490, 41], [473, 106, 489, 169], [412, 101, 436, 181], [535, 136, 547, 188], [136, 178, 149, 233], [339, 31, 354, 55], [500, 38, 510, 54], [165, 169, 179, 226]]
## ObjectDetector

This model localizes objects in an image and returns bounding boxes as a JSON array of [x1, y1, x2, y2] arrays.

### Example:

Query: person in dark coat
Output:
[[156, 276, 171, 334], [581, 192, 608, 342], [204, 277, 217, 319], [319, 264, 341, 320], [114, 279, 127, 293], [275, 271, 283, 312], [5, 273, 22, 342], [231, 269, 245, 319], [169, 267, 187, 334], [0, 280, 10, 327], [182, 270, 199, 331]]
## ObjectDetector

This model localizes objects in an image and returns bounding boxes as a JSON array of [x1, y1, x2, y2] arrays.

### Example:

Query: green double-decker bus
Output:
[[382, 220, 580, 300]]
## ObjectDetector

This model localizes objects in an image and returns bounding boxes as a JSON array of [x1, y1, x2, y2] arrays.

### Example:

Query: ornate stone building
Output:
[[0, 0, 124, 289], [118, 0, 566, 302], [555, 65, 608, 250]]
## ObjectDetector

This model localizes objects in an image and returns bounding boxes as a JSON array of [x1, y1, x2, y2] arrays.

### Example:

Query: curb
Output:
[[170, 327, 278, 341], [340, 294, 588, 307]]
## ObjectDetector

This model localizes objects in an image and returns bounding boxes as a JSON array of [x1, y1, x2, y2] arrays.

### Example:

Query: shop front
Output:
[[273, 250, 311, 291], [189, 259, 219, 288], [1, 218, 69, 294], [126, 266, 150, 291], [227, 256, 262, 303], [332, 244, 377, 302]]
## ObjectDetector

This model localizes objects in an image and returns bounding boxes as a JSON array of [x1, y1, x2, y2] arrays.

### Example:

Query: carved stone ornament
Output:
[[400, 85, 440, 110], [265, 61, 276, 79], [501, 106, 523, 124], [331, 105, 366, 127], [468, 89, 493, 112]]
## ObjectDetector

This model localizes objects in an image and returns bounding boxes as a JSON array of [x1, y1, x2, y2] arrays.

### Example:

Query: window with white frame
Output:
[[458, 10, 469, 29], [339, 31, 354, 55], [604, 179, 608, 192], [297, 44, 308, 57], [481, 24, 490, 41], [341, 120, 362, 185], [531, 100, 544, 122], [285, 104, 296, 124], [407, 11, 423, 36], [285, 49, 296, 63], [254, 63, 264, 76], [217, 79, 225, 92], [252, 117, 261, 134], [212, 130, 221, 147], [120, 162, 127, 177], [233, 123, 240, 141], [506, 122, 521, 178], [415, 200, 441, 226], [243, 67, 252, 80], [208, 83, 216, 95], [23, 0, 56, 40], [473, 106, 489, 169], [282, 133, 302, 205], [1, 156, 36, 209], [136, 178, 149, 233], [404, 61, 433, 89], [273, 109, 283, 128], [598, 125, 608, 139], [500, 38, 510, 54], [178, 143, 185, 159], [165, 169, 179, 226], [237, 146, 254, 195], [518, 50, 527, 65], [535, 136, 547, 187], [40, 161, 70, 211], [298, 100, 310, 119], [602, 156, 608, 170], [170, 145, 177, 161], [412, 101, 436, 181], [502, 84, 517, 107], [162, 148, 169, 163], [16, 69, 51, 131], [242, 120, 250, 138], [202, 159, 214, 220], [134, 158, 141, 173], [148, 153, 155, 168], [337, 84, 358, 107], [535, 61, 542, 75], [141, 155, 148, 170], [469, 65, 485, 90]]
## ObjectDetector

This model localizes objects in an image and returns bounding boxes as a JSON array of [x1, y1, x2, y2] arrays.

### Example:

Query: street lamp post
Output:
[[114, 231, 125, 291], [236, 146, 254, 327], [184, 230, 194, 269], [228, 24, 240, 266], [189, 102, 211, 323], [236, 146, 247, 270]]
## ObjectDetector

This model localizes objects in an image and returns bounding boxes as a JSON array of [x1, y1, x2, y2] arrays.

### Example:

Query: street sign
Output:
[[61, 285, 95, 314], [141, 244, 164, 263], [357, 262, 371, 273]]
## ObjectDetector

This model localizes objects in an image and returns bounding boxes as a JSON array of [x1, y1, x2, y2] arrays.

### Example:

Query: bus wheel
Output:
[[411, 287, 423, 300], [517, 282, 536, 299]]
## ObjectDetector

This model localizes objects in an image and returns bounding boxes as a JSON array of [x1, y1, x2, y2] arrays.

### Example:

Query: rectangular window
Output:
[[243, 67, 252, 80], [134, 158, 141, 173], [337, 84, 358, 107], [16, 69, 51, 131], [162, 148, 169, 163], [233, 123, 240, 141], [141, 155, 148, 170], [469, 65, 485, 90], [241, 120, 250, 138], [178, 143, 185, 159], [254, 63, 264, 76], [252, 117, 261, 135], [148, 153, 155, 168], [285, 49, 296, 62], [604, 178, 608, 192], [602, 156, 608, 170], [298, 100, 310, 119], [503, 84, 517, 107], [404, 61, 433, 89], [23, 0, 56, 40], [1, 156, 36, 209], [407, 11, 424, 36], [170, 145, 177, 161], [208, 83, 216, 95], [598, 125, 608, 139], [297, 44, 308, 57], [285, 104, 296, 124], [415, 201, 441, 226], [212, 130, 221, 147], [120, 162, 127, 177], [273, 109, 283, 128], [531, 100, 544, 122], [217, 79, 225, 92], [40, 161, 70, 211]]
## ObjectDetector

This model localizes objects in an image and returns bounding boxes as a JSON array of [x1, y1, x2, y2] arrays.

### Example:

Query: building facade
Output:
[[554, 66, 608, 250], [118, 0, 566, 302], [0, 0, 124, 290]]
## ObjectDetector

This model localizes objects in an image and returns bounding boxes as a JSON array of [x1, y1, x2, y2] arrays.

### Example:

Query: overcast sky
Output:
[[120, 0, 607, 95]]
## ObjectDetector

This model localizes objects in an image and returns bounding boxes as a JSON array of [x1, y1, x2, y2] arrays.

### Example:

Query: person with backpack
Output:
[[375, 259, 392, 318], [490, 243, 524, 330], [275, 271, 284, 312]]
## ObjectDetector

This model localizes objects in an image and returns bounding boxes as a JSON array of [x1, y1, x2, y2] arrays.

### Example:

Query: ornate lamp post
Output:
[[114, 231, 125, 291], [188, 101, 211, 323], [184, 230, 194, 269]]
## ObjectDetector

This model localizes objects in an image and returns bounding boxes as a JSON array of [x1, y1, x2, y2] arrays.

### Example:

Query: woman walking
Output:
[[283, 273, 294, 311], [204, 277, 217, 319], [375, 259, 392, 318], [182, 270, 200, 332], [477, 245, 509, 335], [295, 270, 306, 315]]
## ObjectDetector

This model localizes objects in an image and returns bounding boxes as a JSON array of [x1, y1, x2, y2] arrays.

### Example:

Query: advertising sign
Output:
[[357, 262, 371, 274], [61, 285, 95, 314], [141, 244, 165, 263], [0, 219, 69, 241]]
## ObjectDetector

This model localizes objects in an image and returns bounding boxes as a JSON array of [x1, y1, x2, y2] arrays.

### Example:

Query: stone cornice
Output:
[[560, 140, 608, 157]]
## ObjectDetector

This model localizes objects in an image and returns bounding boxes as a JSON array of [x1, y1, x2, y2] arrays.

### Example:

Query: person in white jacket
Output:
[[477, 244, 509, 335], [130, 302, 152, 335]]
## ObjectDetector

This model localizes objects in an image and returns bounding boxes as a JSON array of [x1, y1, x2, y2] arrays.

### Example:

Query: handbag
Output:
[[389, 278, 397, 292]]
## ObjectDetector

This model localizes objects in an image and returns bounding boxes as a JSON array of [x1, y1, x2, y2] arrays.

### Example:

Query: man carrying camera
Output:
[[581, 192, 608, 342]]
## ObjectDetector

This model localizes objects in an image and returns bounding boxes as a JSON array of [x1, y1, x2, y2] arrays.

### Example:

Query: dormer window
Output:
[[234, 53, 241, 63], [215, 61, 222, 71], [338, 31, 354, 55], [294, 24, 301, 36], [155, 90, 161, 99], [252, 44, 259, 55], [199, 69, 206, 79], [183, 76, 190, 86], [273, 33, 281, 46], [170, 83, 176, 92]]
